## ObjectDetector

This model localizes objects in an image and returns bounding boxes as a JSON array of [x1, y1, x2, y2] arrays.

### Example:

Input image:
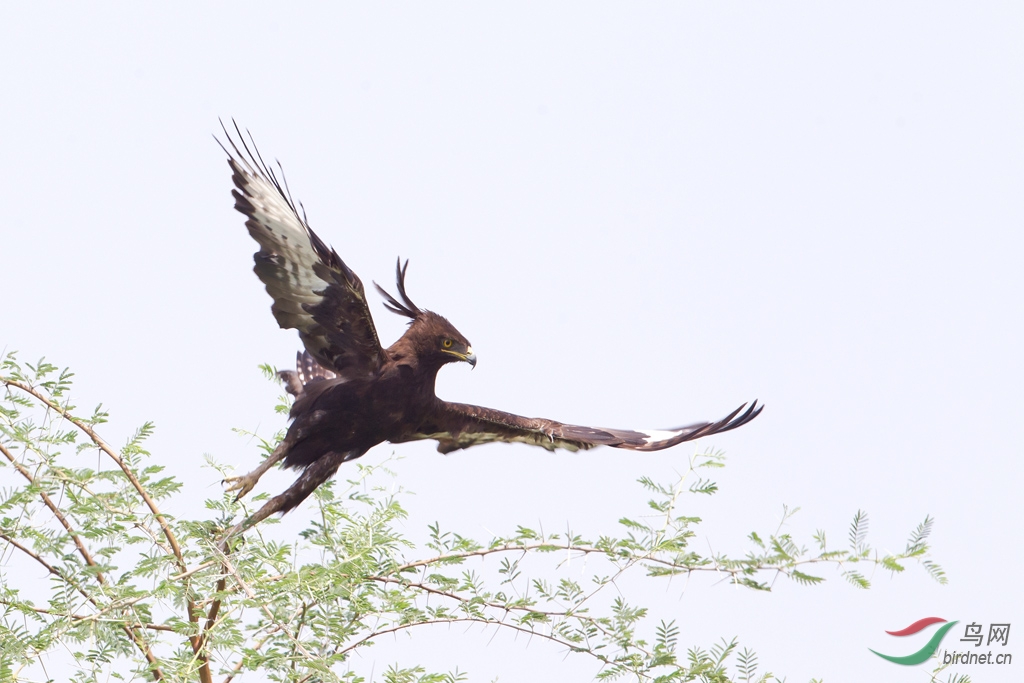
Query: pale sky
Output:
[[2, 4, 1022, 681]]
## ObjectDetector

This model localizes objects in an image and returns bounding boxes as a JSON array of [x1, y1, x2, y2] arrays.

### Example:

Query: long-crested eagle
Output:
[[218, 124, 762, 537]]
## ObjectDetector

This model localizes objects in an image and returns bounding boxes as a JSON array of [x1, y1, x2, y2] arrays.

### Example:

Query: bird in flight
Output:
[[218, 122, 762, 537]]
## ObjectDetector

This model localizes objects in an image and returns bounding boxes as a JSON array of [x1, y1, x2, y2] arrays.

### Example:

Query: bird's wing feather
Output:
[[295, 350, 338, 386], [220, 123, 387, 377], [415, 401, 762, 454]]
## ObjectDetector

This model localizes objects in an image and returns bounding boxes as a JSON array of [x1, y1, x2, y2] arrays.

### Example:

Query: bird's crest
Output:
[[374, 258, 422, 319]]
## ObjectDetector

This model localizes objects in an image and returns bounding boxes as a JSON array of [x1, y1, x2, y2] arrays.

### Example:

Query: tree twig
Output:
[[215, 548, 313, 658], [0, 441, 166, 680]]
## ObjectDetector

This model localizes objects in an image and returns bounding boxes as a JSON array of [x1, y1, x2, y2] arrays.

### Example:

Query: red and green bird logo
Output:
[[871, 617, 957, 665]]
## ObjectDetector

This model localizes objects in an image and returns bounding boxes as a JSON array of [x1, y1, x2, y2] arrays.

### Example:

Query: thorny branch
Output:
[[2, 380, 188, 570], [336, 616, 595, 659], [0, 440, 165, 679], [2, 377, 208, 682], [215, 549, 314, 659]]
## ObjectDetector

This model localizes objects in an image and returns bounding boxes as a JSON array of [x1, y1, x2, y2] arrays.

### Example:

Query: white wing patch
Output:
[[640, 429, 683, 445]]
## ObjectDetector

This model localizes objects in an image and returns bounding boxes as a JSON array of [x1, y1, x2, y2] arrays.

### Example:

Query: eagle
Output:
[[218, 124, 762, 537]]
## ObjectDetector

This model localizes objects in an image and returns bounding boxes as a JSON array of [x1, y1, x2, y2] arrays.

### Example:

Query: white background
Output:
[[2, 4, 1022, 681]]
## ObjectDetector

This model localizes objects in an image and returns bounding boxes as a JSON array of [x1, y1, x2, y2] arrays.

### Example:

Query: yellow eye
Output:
[[443, 339, 453, 348]]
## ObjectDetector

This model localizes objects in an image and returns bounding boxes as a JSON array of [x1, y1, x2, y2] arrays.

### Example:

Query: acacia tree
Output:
[[0, 354, 953, 682]]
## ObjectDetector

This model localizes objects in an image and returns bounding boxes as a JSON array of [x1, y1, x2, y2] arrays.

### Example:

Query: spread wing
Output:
[[415, 401, 762, 454], [219, 122, 387, 378]]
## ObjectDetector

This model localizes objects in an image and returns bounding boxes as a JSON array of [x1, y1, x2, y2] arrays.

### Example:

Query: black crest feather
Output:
[[374, 258, 421, 319]]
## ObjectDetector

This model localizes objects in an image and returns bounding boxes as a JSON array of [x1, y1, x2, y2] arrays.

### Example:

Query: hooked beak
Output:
[[442, 346, 477, 368]]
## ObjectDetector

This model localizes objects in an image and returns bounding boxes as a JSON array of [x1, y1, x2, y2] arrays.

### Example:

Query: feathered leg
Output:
[[225, 359, 312, 498]]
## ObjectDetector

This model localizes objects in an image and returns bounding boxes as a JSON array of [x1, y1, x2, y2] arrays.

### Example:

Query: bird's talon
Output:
[[223, 474, 258, 500]]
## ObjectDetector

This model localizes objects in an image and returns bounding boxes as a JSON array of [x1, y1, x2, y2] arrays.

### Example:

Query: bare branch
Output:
[[337, 616, 594, 659], [0, 531, 61, 577]]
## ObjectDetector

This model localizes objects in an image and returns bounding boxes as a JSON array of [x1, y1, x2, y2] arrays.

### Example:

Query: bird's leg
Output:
[[223, 439, 290, 500], [219, 451, 349, 550]]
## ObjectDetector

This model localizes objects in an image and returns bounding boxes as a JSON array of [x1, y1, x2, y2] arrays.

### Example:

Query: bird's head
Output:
[[375, 258, 476, 370], [413, 312, 476, 369]]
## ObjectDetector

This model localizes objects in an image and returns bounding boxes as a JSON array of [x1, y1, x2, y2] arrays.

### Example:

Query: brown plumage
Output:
[[218, 122, 762, 538]]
